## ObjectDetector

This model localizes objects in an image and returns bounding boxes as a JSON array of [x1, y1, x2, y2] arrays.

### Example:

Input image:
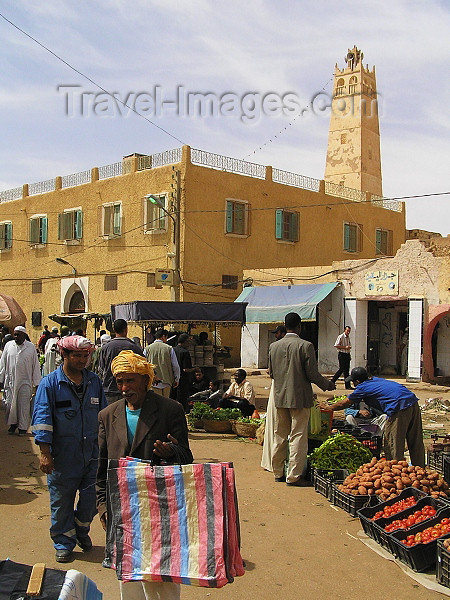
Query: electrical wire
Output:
[[0, 11, 186, 145]]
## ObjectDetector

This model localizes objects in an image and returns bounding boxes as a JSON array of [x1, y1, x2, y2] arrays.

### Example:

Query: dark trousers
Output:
[[332, 352, 351, 388], [170, 379, 190, 412], [219, 397, 255, 417]]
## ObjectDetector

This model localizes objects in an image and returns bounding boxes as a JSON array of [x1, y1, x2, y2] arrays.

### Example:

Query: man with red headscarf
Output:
[[31, 335, 107, 563]]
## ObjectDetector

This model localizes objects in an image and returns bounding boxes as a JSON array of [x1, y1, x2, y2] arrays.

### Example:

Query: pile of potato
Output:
[[337, 457, 450, 501]]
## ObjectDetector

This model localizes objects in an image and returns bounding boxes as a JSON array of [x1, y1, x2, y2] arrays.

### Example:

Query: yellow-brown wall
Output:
[[0, 145, 405, 355]]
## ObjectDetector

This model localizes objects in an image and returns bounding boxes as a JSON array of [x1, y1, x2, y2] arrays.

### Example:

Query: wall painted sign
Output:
[[155, 269, 173, 286], [365, 270, 399, 296]]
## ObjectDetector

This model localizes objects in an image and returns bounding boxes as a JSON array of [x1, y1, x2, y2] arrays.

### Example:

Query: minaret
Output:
[[324, 46, 382, 197]]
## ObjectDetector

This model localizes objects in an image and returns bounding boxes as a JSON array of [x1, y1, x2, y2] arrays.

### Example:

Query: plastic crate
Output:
[[357, 488, 427, 543], [313, 469, 349, 500], [331, 421, 382, 457], [375, 496, 446, 552], [427, 449, 450, 475], [436, 539, 450, 588], [331, 482, 379, 517], [388, 508, 450, 572]]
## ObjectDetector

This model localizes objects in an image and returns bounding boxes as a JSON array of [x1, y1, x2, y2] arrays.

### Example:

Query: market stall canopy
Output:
[[111, 301, 247, 325], [234, 283, 338, 323], [0, 294, 27, 330], [48, 312, 110, 328]]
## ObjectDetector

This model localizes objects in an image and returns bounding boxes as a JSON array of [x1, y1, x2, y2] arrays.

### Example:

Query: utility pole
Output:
[[146, 168, 181, 302]]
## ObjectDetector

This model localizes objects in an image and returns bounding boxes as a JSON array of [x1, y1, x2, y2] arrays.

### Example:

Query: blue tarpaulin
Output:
[[234, 283, 338, 323]]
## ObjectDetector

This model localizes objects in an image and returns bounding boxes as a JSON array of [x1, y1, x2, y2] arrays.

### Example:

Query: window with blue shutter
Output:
[[0, 222, 13, 250], [225, 200, 247, 235], [275, 209, 299, 242], [113, 203, 121, 235], [344, 222, 361, 252], [30, 216, 48, 245], [376, 228, 392, 255], [57, 209, 83, 241]]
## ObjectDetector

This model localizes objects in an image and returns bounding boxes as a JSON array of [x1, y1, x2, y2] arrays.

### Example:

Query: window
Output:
[[144, 194, 167, 232], [102, 202, 122, 237], [349, 75, 357, 94], [375, 228, 393, 255], [225, 200, 248, 235], [340, 133, 347, 144], [29, 215, 48, 246], [31, 311, 42, 327], [147, 272, 156, 287], [222, 275, 238, 290], [336, 78, 345, 96], [104, 275, 118, 291], [343, 222, 362, 253], [0, 221, 12, 250], [58, 209, 83, 242], [32, 280, 42, 294], [275, 209, 299, 242]]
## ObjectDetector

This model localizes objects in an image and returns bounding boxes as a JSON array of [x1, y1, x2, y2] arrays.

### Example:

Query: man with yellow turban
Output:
[[96, 350, 192, 600]]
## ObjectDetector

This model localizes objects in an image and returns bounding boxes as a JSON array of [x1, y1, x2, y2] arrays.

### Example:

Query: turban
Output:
[[14, 326, 27, 333], [111, 350, 155, 389], [57, 335, 94, 353]]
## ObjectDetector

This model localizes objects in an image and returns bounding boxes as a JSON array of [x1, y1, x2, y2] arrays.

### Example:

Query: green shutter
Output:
[[376, 229, 382, 254], [344, 223, 350, 251], [235, 203, 245, 234], [226, 201, 234, 233], [289, 212, 299, 242], [349, 224, 356, 251], [113, 204, 121, 235], [75, 210, 83, 239], [41, 217, 48, 244], [5, 223, 12, 249], [275, 209, 283, 239], [30, 218, 39, 245], [58, 213, 63, 240]]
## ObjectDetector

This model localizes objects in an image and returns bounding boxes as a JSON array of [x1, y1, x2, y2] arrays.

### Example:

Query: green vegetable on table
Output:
[[308, 433, 372, 472]]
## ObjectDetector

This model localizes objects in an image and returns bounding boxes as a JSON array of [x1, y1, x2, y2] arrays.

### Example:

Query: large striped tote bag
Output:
[[104, 459, 245, 588]]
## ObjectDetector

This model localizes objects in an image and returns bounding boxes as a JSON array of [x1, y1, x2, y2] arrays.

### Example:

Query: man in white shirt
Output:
[[219, 369, 255, 417], [331, 325, 352, 390], [0, 326, 41, 435]]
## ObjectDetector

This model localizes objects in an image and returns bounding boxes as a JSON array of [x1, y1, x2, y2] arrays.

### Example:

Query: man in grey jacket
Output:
[[268, 312, 335, 486]]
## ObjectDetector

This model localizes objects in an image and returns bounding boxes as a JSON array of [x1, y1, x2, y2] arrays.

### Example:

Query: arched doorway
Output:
[[69, 290, 85, 313]]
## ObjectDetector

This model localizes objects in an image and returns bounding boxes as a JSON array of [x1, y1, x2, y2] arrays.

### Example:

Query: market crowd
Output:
[[0, 313, 426, 599]]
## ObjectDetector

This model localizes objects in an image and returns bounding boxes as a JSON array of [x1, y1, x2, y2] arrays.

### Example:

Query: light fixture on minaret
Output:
[[324, 46, 382, 197]]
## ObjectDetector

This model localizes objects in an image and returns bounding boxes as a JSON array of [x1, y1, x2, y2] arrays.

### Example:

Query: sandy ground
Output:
[[1, 377, 450, 599]]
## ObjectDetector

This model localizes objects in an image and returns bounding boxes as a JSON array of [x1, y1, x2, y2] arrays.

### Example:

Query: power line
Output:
[[0, 11, 186, 146]]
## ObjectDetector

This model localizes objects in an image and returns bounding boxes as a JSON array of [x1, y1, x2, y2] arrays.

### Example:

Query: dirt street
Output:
[[1, 377, 450, 599]]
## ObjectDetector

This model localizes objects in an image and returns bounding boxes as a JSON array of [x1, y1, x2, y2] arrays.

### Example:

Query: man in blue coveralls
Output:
[[326, 366, 425, 467], [32, 335, 107, 563]]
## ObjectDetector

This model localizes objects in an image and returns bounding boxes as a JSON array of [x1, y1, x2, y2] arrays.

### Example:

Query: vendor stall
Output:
[[111, 300, 247, 380]]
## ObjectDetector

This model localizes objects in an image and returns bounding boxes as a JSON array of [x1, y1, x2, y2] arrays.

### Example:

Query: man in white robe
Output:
[[0, 326, 41, 435]]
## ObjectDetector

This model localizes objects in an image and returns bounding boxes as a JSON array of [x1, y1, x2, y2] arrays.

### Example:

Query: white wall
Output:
[[408, 298, 424, 381], [240, 324, 260, 369], [317, 287, 344, 374], [344, 298, 368, 370]]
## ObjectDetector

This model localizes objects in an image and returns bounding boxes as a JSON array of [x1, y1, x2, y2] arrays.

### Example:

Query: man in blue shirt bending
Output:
[[326, 366, 425, 467]]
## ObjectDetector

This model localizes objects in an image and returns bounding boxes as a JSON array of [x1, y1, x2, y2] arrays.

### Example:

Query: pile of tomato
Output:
[[371, 496, 417, 520], [383, 505, 437, 532], [402, 517, 450, 546]]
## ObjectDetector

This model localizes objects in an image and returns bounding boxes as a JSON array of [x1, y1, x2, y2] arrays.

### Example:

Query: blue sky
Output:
[[0, 0, 448, 235]]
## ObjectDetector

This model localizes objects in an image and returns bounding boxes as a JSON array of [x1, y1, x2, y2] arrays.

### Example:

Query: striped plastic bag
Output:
[[104, 459, 244, 588]]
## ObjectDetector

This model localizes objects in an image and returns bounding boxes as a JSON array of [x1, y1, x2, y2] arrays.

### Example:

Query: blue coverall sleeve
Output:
[[31, 379, 54, 445]]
